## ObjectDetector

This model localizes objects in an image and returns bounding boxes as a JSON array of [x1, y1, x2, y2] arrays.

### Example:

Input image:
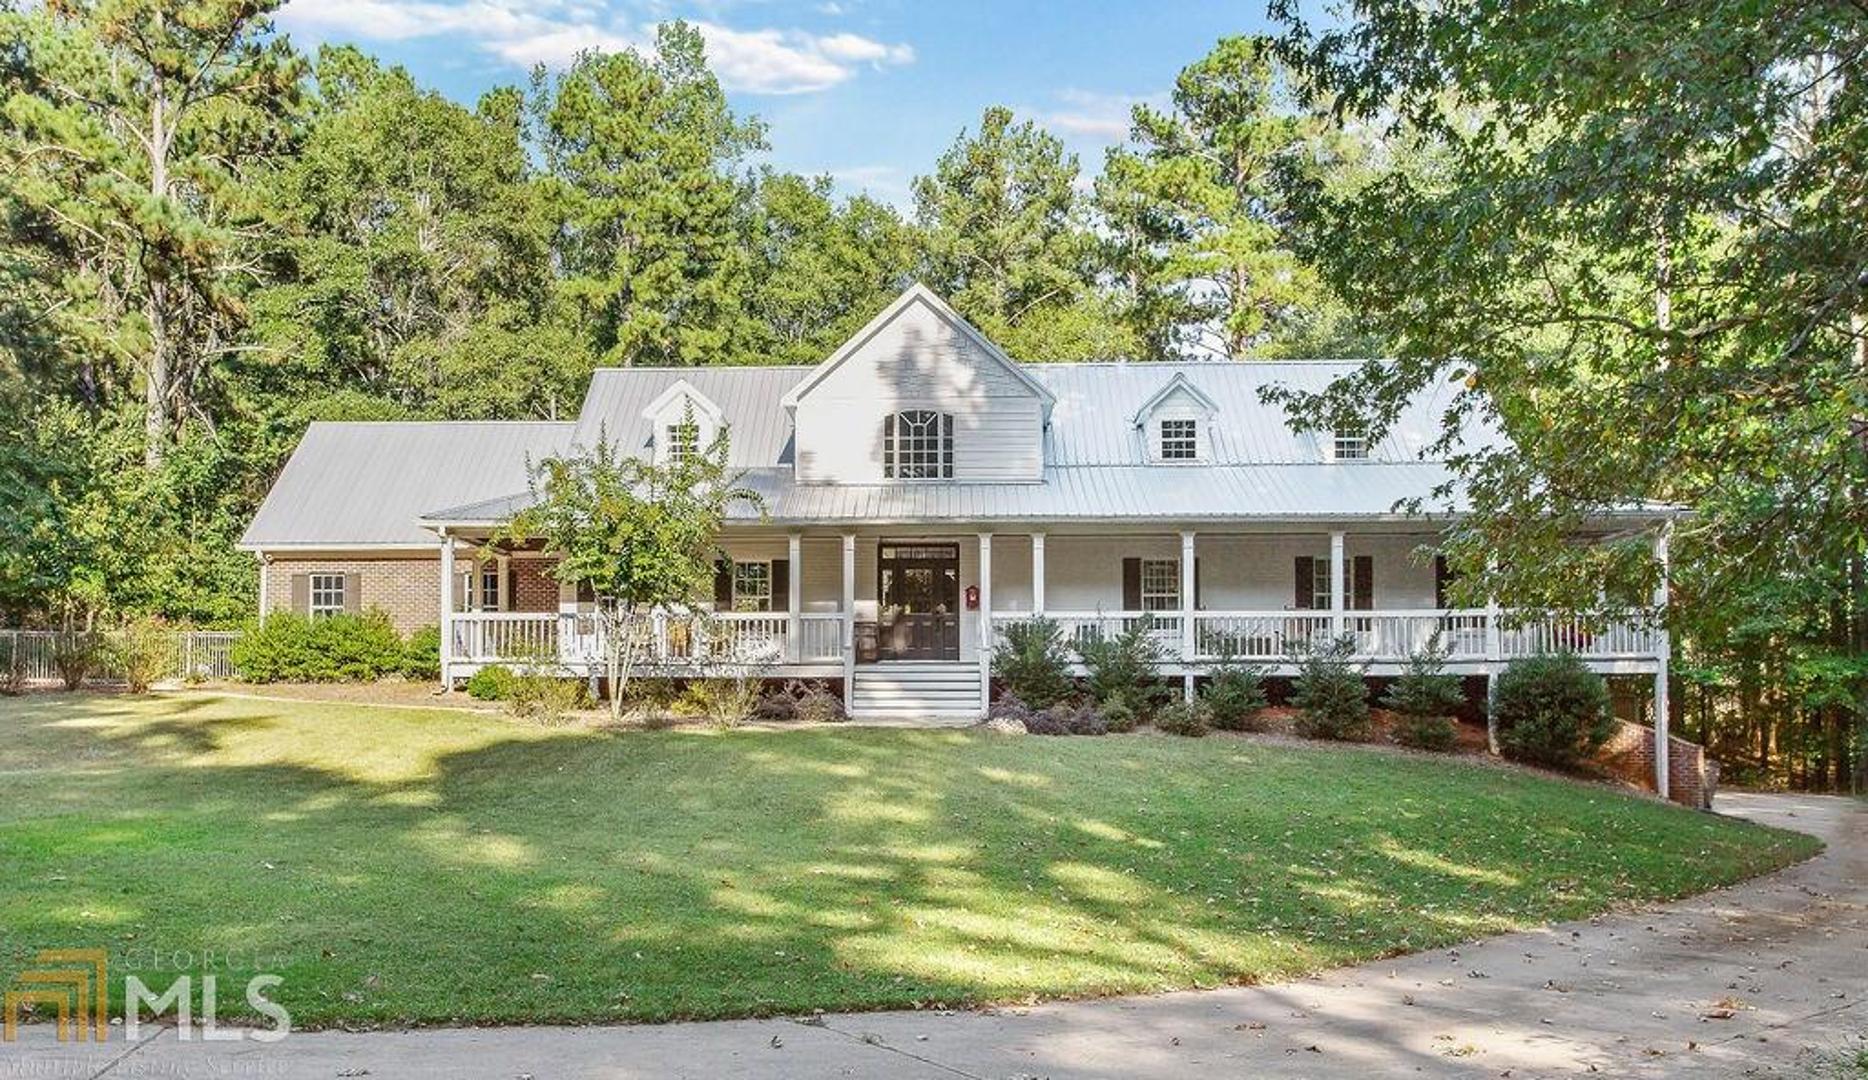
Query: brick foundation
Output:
[[1597, 718, 1721, 809]]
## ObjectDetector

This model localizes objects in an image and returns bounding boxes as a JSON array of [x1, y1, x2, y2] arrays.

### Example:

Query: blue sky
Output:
[[275, 0, 1285, 208]]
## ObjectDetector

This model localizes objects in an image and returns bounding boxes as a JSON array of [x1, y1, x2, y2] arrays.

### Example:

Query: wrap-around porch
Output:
[[439, 524, 1667, 699]]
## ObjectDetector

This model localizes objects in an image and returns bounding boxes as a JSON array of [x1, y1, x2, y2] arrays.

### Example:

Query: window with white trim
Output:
[[1140, 559, 1181, 612], [665, 422, 699, 467], [732, 561, 772, 612], [883, 410, 954, 479], [309, 573, 346, 619], [1332, 429, 1368, 460], [1310, 558, 1333, 611], [1159, 419, 1199, 461], [480, 565, 501, 611]]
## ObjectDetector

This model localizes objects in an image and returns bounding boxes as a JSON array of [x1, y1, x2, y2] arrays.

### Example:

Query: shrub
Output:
[[992, 617, 1074, 709], [755, 679, 847, 724], [505, 668, 587, 725], [231, 612, 407, 682], [677, 677, 762, 728], [1291, 636, 1372, 741], [52, 631, 101, 690], [1078, 617, 1170, 717], [792, 680, 846, 724], [1154, 699, 1212, 737], [110, 617, 175, 694], [1492, 652, 1614, 767], [1022, 700, 1108, 736], [1098, 698, 1137, 733], [465, 664, 516, 701], [400, 625, 442, 681], [1383, 637, 1467, 751], [1202, 658, 1269, 731]]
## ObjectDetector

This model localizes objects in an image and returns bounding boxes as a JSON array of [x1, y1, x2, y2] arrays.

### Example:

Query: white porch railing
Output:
[[450, 610, 846, 668], [798, 613, 845, 663], [989, 609, 1660, 664]]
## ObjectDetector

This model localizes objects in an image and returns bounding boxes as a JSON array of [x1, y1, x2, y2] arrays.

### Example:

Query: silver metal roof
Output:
[[420, 357, 1498, 527], [573, 366, 812, 466], [241, 422, 572, 548]]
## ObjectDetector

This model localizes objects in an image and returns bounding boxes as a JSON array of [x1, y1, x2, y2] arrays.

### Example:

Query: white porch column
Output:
[[978, 532, 993, 716], [438, 529, 456, 687], [1030, 532, 1046, 614], [1179, 530, 1197, 662], [841, 533, 856, 707], [1484, 554, 1503, 661], [1329, 530, 1347, 641], [255, 553, 269, 627], [1653, 521, 1673, 800], [787, 532, 803, 663]]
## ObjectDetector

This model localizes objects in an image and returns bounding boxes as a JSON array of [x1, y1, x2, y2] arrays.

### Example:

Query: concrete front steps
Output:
[[849, 662, 982, 724]]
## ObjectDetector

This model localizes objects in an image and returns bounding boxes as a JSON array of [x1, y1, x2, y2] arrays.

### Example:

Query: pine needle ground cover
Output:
[[0, 693, 1816, 1027]]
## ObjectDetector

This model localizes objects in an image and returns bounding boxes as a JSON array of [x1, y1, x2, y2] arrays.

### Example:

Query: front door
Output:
[[877, 542, 960, 660]]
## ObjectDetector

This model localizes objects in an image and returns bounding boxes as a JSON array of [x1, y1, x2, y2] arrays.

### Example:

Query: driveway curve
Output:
[[8, 791, 1862, 1079]]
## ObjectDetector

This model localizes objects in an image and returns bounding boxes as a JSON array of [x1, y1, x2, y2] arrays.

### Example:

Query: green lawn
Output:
[[0, 692, 1818, 1028]]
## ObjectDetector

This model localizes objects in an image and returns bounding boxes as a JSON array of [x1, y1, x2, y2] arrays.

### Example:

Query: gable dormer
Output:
[[1132, 372, 1218, 464], [784, 284, 1054, 483], [642, 380, 725, 467]]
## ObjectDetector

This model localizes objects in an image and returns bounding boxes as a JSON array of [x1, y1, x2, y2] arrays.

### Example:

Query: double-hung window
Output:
[[883, 410, 954, 479], [1159, 419, 1199, 461], [309, 573, 346, 619], [665, 422, 699, 467], [1139, 559, 1181, 612], [480, 565, 501, 611], [732, 561, 773, 612], [1332, 430, 1369, 460]]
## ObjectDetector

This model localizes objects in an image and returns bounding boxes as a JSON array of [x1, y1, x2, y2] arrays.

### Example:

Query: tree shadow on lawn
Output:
[[0, 695, 1813, 1031]]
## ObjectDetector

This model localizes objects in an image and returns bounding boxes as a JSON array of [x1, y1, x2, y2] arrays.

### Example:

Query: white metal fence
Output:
[[0, 629, 242, 685]]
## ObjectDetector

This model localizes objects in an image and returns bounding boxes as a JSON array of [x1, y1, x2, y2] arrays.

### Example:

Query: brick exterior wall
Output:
[[1597, 718, 1721, 810], [262, 554, 563, 636], [512, 559, 560, 612], [263, 555, 443, 635]]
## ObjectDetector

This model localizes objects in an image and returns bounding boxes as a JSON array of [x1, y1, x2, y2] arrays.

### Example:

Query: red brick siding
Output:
[[263, 555, 441, 636], [512, 559, 560, 612], [1597, 719, 1721, 809]]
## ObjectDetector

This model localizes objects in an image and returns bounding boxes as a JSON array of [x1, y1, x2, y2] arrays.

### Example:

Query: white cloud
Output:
[[1035, 89, 1166, 144], [829, 163, 912, 210], [275, 0, 913, 95]]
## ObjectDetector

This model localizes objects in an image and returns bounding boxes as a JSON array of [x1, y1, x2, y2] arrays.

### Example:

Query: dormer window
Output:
[[1332, 430, 1369, 461], [884, 410, 954, 479], [1160, 419, 1199, 461], [665, 421, 699, 467]]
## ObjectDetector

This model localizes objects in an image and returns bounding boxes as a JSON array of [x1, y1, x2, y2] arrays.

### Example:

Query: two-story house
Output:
[[241, 285, 1673, 731]]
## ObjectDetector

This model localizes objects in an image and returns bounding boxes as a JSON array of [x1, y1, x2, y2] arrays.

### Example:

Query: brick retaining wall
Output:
[[1597, 718, 1720, 809]]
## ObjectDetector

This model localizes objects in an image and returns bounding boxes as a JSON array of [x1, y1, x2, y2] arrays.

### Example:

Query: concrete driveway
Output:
[[5, 791, 1862, 1079]]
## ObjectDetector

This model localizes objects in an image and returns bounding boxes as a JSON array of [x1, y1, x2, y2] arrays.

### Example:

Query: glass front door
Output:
[[877, 543, 960, 660]]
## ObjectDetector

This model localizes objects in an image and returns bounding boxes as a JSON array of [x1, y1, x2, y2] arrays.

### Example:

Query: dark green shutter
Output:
[[882, 413, 895, 478], [714, 560, 733, 607], [1352, 556, 1373, 610], [771, 559, 789, 612], [1294, 556, 1313, 609], [1122, 558, 1142, 610], [1193, 558, 1202, 610]]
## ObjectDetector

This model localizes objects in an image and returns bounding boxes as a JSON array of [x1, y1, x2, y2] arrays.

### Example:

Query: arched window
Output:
[[883, 410, 954, 479]]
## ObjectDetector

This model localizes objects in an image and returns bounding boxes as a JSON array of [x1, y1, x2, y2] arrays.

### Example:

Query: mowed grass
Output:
[[0, 692, 1818, 1028]]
